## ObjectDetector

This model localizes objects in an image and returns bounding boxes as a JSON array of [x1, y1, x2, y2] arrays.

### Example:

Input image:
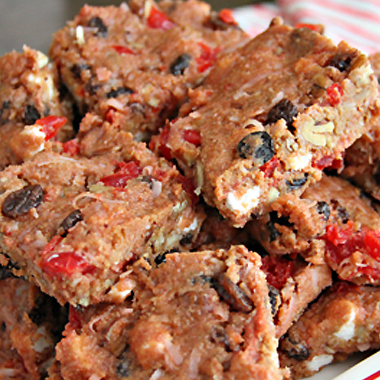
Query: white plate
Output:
[[300, 352, 379, 380]]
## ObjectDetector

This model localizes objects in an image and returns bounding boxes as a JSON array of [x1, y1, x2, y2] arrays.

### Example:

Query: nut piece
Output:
[[302, 119, 335, 146]]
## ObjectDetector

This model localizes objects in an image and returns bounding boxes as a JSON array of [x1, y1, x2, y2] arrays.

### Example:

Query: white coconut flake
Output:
[[225, 187, 260, 213], [334, 308, 356, 341], [151, 179, 162, 198], [287, 152, 312, 171], [150, 369, 165, 380], [307, 354, 333, 372], [76, 26, 85, 45]]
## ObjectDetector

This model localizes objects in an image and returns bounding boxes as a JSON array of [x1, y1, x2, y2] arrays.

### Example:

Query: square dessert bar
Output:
[[280, 282, 380, 379], [0, 46, 74, 169], [0, 268, 67, 380], [343, 52, 380, 199], [49, 0, 248, 140], [0, 131, 204, 306], [156, 17, 380, 227], [249, 174, 380, 285], [56, 246, 284, 380], [261, 255, 332, 338]]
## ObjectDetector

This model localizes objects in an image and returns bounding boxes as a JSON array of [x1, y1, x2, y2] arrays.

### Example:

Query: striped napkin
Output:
[[233, 0, 380, 55]]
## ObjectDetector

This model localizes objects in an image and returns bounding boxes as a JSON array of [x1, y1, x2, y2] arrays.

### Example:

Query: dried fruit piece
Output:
[[196, 42, 219, 73], [326, 83, 343, 106], [111, 45, 135, 55], [58, 210, 83, 237], [106, 87, 134, 99], [316, 201, 330, 221], [237, 131, 275, 165], [88, 16, 108, 37], [36, 116, 68, 140], [41, 251, 95, 277], [183, 129, 201, 147], [99, 162, 142, 188], [328, 53, 355, 72], [283, 337, 311, 361], [23, 105, 41, 125], [212, 273, 254, 313], [286, 174, 308, 190], [2, 185, 44, 218], [267, 99, 298, 130], [147, 6, 174, 30], [170, 54, 192, 76]]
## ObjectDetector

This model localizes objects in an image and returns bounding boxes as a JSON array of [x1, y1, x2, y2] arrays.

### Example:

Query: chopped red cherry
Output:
[[260, 156, 279, 178], [363, 229, 380, 260], [159, 124, 173, 160], [99, 161, 142, 188], [218, 9, 237, 25], [42, 251, 95, 277], [36, 116, 67, 140], [177, 174, 198, 205], [41, 235, 63, 257], [112, 45, 135, 55], [62, 139, 80, 156], [196, 42, 220, 73], [312, 154, 344, 171], [261, 255, 294, 290], [295, 23, 321, 32], [183, 129, 201, 147], [147, 6, 174, 30], [326, 83, 343, 106], [68, 305, 83, 330], [325, 221, 354, 246]]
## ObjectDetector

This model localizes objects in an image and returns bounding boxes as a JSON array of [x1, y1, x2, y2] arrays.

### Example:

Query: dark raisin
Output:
[[88, 16, 108, 37], [328, 53, 355, 72], [286, 174, 308, 190], [268, 285, 281, 315], [58, 210, 83, 237], [2, 185, 44, 218], [154, 253, 168, 266], [237, 131, 275, 166], [211, 273, 254, 313], [116, 349, 132, 377], [267, 220, 281, 243], [331, 200, 349, 224], [85, 79, 101, 96], [180, 233, 193, 245], [28, 296, 45, 325], [71, 63, 91, 79], [210, 326, 231, 351], [267, 99, 298, 131], [0, 265, 13, 280], [316, 201, 330, 221], [23, 105, 41, 125], [283, 337, 311, 361], [2, 100, 10, 110], [106, 87, 134, 99], [170, 54, 192, 76], [1, 322, 5, 332]]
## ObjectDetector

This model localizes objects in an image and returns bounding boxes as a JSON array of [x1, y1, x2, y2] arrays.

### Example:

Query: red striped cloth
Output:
[[233, 0, 380, 55]]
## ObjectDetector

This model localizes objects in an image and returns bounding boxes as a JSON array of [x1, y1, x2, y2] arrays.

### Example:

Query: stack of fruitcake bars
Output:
[[1, 1, 380, 379]]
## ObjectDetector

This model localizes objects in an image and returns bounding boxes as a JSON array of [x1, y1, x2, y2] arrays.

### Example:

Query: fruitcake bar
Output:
[[0, 131, 204, 306], [49, 0, 248, 140], [262, 255, 332, 338], [343, 52, 380, 199], [250, 174, 380, 285], [56, 246, 284, 380], [154, 17, 379, 227], [280, 282, 380, 379], [0, 267, 67, 380], [0, 46, 74, 169]]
